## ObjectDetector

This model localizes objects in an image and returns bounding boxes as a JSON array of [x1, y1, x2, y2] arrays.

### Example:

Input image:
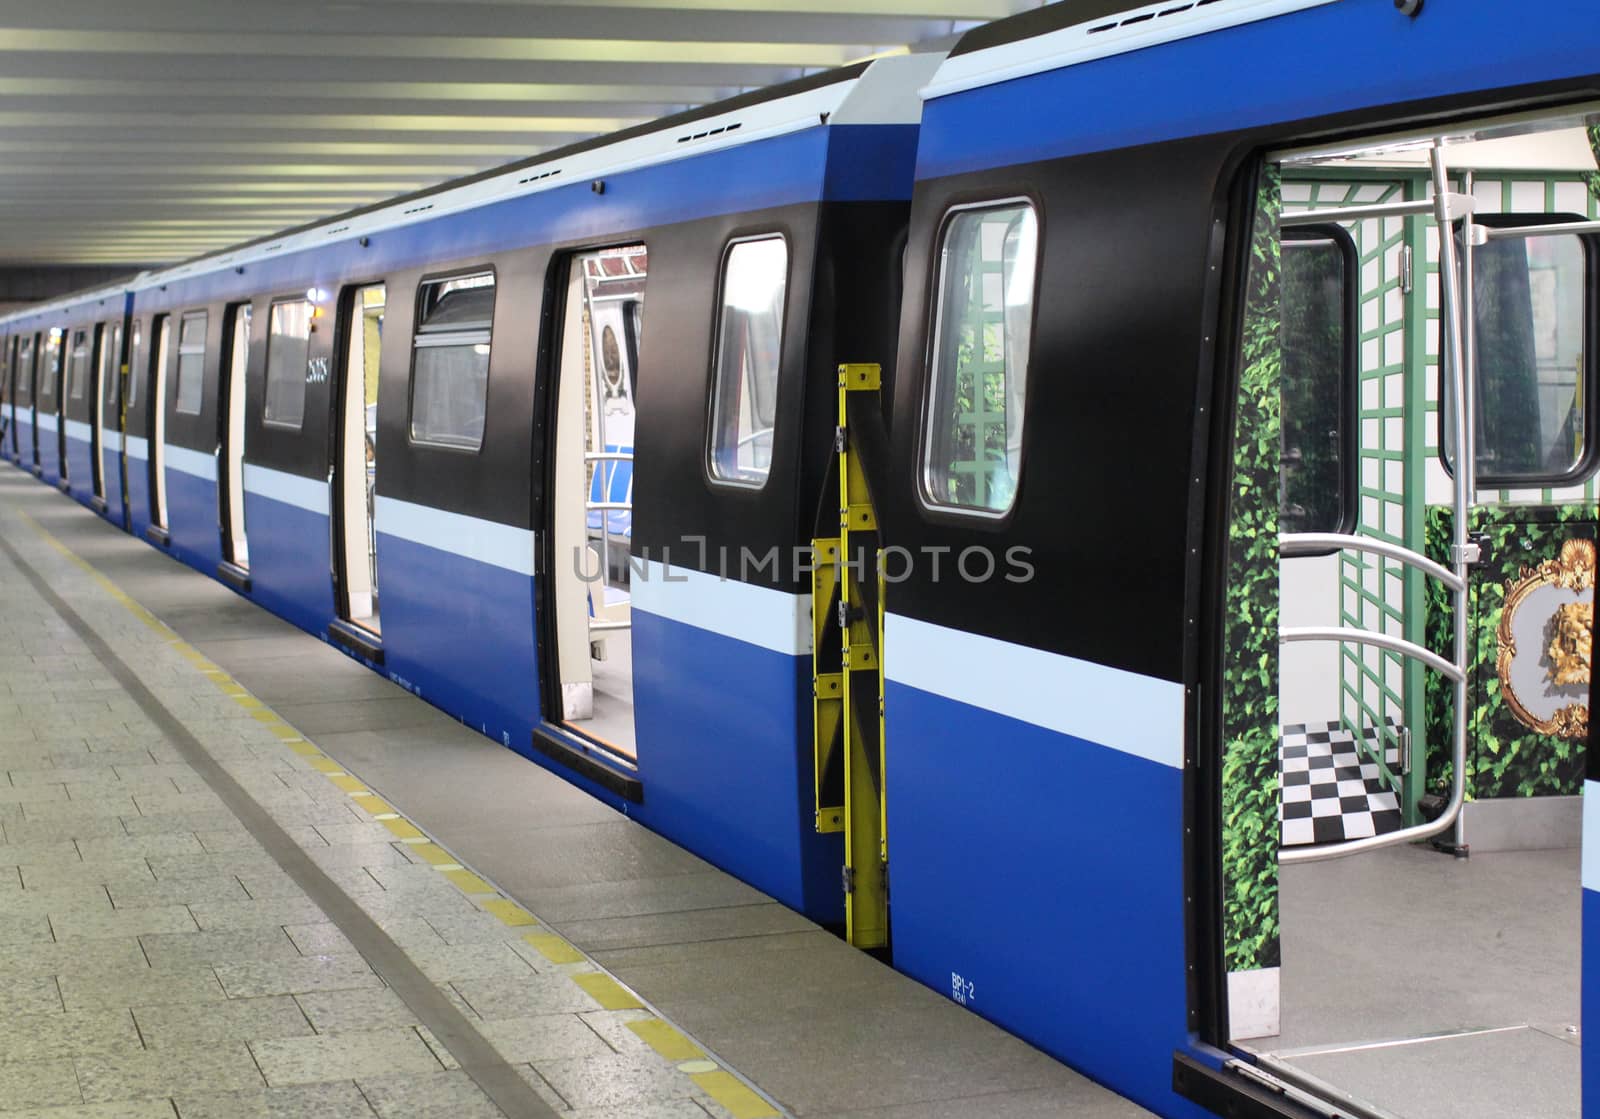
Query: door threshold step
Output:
[[328, 618, 383, 664], [216, 561, 251, 593]]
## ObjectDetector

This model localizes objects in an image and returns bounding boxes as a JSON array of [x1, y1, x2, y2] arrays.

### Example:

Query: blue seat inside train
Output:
[[585, 442, 632, 541]]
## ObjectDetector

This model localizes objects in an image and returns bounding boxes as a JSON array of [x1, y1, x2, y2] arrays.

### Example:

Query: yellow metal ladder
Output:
[[811, 363, 887, 949]]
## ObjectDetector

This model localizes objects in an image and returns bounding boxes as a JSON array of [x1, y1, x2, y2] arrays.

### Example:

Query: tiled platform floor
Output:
[[0, 464, 1153, 1118]]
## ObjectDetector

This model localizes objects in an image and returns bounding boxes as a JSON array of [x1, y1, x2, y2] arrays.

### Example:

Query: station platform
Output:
[[0, 463, 1153, 1119]]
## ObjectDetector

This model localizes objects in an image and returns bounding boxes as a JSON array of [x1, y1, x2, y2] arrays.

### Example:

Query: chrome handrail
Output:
[[1279, 533, 1464, 592], [1279, 192, 1473, 228], [1280, 627, 1462, 683], [1482, 217, 1600, 239], [1276, 141, 1473, 866]]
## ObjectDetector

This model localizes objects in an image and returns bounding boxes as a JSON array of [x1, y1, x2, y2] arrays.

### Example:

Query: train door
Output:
[[1218, 115, 1595, 1119], [542, 245, 647, 758], [149, 314, 171, 533], [94, 319, 122, 510], [335, 284, 385, 632], [17, 333, 35, 471], [218, 303, 251, 571], [39, 329, 63, 482], [1, 335, 11, 461], [90, 324, 107, 503], [65, 327, 93, 494]]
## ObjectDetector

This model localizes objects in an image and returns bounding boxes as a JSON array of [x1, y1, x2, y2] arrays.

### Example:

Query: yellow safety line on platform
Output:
[[15, 508, 783, 1119]]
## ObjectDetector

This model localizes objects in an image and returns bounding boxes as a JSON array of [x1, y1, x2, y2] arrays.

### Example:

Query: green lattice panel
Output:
[[1283, 178, 1413, 789]]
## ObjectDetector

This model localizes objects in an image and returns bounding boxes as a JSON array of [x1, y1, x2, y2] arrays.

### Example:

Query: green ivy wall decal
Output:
[[1425, 505, 1594, 800], [1222, 167, 1283, 974]]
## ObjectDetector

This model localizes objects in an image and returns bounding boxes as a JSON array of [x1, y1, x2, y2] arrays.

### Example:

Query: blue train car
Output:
[[872, 1, 1600, 1117], [97, 55, 936, 924], [4, 4, 1599, 1115], [2, 287, 133, 518]]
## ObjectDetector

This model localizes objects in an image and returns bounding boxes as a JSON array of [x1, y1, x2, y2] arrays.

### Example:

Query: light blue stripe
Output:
[[374, 496, 535, 576], [164, 443, 216, 482], [243, 463, 327, 515], [631, 560, 808, 657], [36, 413, 58, 433], [885, 613, 1185, 770], [1584, 781, 1599, 893], [125, 435, 148, 461], [64, 419, 92, 442], [104, 431, 122, 452]]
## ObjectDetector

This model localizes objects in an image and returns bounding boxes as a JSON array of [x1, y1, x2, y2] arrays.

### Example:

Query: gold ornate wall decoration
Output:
[[1496, 538, 1595, 740]]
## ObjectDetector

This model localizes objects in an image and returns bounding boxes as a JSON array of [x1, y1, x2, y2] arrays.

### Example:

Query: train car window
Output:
[[174, 311, 208, 416], [127, 320, 141, 409], [708, 235, 788, 487], [920, 201, 1038, 515], [67, 330, 92, 400], [1280, 226, 1357, 536], [102, 322, 122, 415], [39, 330, 62, 409], [264, 300, 312, 430], [14, 335, 31, 406], [409, 271, 494, 451], [1442, 222, 1594, 485]]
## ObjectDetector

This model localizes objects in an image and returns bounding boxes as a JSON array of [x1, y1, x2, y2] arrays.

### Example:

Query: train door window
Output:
[[338, 284, 385, 632], [546, 245, 648, 759], [151, 314, 172, 529], [174, 311, 207, 416], [221, 304, 251, 567], [1442, 222, 1594, 484], [920, 201, 1038, 515], [1280, 226, 1357, 536], [67, 330, 91, 402], [39, 330, 59, 416], [39, 331, 60, 411], [264, 300, 311, 430], [16, 335, 33, 411], [408, 272, 493, 450], [708, 235, 788, 487], [127, 320, 140, 411]]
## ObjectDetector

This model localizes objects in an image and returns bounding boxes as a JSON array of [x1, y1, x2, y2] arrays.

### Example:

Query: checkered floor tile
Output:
[[1280, 720, 1404, 847]]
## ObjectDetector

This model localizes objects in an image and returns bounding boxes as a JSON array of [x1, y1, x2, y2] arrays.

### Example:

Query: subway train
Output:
[[4, 2, 1599, 1116]]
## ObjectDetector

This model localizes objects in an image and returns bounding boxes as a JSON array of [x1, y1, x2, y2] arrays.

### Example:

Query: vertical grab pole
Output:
[[1431, 140, 1473, 856], [1454, 167, 1478, 852]]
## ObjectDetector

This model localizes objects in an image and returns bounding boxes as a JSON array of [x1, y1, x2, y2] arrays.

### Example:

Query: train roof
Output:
[[0, 51, 941, 331], [1, 282, 134, 334], [123, 52, 939, 297], [926, 0, 1337, 100]]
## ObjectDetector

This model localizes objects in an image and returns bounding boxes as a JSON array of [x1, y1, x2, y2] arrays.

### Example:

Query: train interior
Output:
[[337, 284, 385, 632], [39, 329, 61, 479], [548, 245, 645, 758], [218, 304, 250, 572], [149, 314, 170, 529], [93, 320, 118, 505], [1223, 105, 1600, 1119]]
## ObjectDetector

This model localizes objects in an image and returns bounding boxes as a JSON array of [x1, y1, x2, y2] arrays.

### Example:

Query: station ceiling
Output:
[[0, 0, 1039, 267]]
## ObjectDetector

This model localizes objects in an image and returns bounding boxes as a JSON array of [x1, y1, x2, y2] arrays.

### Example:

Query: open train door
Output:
[[332, 283, 385, 644], [538, 246, 646, 763], [216, 303, 252, 586]]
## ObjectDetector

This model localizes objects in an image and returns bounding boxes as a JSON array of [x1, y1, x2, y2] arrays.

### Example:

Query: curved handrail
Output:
[[1279, 627, 1462, 683], [1280, 532, 1464, 592], [1276, 141, 1473, 866]]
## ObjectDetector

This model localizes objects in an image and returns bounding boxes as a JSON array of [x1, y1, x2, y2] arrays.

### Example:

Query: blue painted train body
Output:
[[2, 5, 1598, 1116]]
